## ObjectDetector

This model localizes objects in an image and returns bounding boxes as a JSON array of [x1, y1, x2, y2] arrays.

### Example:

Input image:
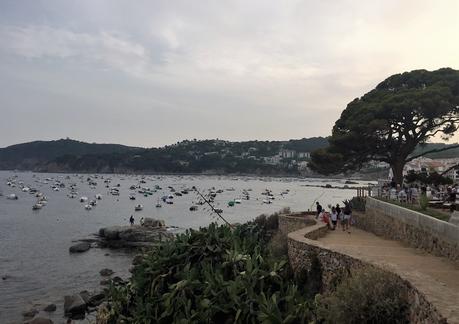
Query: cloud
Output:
[[0, 25, 151, 78], [0, 0, 458, 147]]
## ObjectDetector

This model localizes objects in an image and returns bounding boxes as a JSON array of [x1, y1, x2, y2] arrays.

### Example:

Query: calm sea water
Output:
[[0, 171, 374, 322]]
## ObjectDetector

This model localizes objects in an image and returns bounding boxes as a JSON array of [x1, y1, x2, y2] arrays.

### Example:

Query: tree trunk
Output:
[[391, 161, 405, 186]]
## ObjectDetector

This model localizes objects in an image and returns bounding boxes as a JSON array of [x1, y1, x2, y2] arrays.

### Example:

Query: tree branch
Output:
[[406, 144, 459, 162], [441, 163, 459, 176]]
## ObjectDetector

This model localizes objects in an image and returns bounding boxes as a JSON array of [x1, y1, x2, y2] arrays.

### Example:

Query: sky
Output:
[[1, 0, 459, 148]]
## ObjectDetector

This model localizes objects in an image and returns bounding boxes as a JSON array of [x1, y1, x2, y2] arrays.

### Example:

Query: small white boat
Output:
[[135, 204, 143, 211], [32, 203, 43, 210], [189, 205, 198, 211], [84, 204, 92, 210], [234, 199, 242, 204], [80, 196, 88, 202], [155, 203, 162, 208], [7, 194, 18, 200], [262, 199, 272, 204], [95, 194, 102, 200]]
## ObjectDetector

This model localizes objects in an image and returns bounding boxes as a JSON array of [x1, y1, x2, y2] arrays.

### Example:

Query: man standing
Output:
[[316, 201, 323, 219], [129, 215, 134, 226]]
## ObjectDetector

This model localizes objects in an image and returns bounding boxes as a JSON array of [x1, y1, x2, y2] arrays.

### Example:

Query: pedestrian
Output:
[[336, 204, 342, 229], [330, 207, 338, 230], [343, 202, 352, 233], [129, 215, 134, 225], [316, 201, 323, 219]]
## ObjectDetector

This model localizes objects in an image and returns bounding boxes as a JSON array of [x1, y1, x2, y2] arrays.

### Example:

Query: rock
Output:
[[64, 294, 86, 317], [88, 292, 105, 307], [99, 268, 114, 276], [100, 279, 110, 286], [69, 242, 90, 253], [132, 254, 144, 265], [99, 226, 123, 240], [22, 308, 39, 318], [43, 304, 56, 312], [79, 290, 91, 304], [142, 218, 165, 228], [112, 276, 124, 285]]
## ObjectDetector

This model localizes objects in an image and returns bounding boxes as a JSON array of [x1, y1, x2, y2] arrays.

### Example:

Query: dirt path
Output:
[[318, 228, 459, 323]]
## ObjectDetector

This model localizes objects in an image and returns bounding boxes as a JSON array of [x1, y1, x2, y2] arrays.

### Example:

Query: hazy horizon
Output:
[[1, 0, 459, 147]]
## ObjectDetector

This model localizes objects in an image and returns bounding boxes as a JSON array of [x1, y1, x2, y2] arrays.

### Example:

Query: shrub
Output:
[[349, 196, 366, 212], [105, 222, 314, 323], [315, 268, 410, 324], [419, 193, 429, 211]]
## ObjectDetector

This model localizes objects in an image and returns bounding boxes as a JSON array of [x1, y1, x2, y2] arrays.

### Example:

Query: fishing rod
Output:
[[195, 188, 233, 228], [309, 190, 325, 210]]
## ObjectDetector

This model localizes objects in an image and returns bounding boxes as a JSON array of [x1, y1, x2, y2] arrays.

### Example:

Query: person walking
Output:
[[315, 201, 323, 219], [129, 215, 134, 226], [330, 207, 338, 230], [336, 204, 342, 229], [343, 202, 352, 233]]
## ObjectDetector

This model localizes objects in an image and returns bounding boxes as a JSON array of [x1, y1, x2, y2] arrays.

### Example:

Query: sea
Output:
[[0, 170, 375, 322]]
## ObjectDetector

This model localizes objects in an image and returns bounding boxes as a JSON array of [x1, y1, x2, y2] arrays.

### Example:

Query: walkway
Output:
[[317, 228, 459, 323]]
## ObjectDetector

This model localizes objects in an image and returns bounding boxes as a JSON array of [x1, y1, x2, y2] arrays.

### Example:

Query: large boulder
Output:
[[99, 225, 172, 243], [142, 218, 165, 228], [69, 242, 90, 253], [64, 294, 86, 317], [43, 304, 56, 312], [99, 268, 114, 276], [99, 226, 124, 240]]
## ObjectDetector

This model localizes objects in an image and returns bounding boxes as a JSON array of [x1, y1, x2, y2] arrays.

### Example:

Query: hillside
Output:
[[2, 137, 458, 175], [0, 137, 329, 174], [0, 138, 142, 170]]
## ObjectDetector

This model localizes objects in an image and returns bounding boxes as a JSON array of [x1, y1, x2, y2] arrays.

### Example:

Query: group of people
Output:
[[316, 201, 352, 233], [382, 180, 458, 211]]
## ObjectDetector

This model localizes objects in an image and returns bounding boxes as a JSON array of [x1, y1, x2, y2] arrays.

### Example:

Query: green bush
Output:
[[315, 268, 410, 324], [419, 193, 429, 211], [105, 222, 314, 323]]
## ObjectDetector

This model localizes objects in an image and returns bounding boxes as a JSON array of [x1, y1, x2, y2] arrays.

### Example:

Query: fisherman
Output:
[[129, 215, 134, 226]]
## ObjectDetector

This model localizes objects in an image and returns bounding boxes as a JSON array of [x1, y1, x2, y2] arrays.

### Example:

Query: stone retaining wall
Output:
[[278, 212, 316, 235], [355, 197, 459, 262], [287, 224, 446, 324]]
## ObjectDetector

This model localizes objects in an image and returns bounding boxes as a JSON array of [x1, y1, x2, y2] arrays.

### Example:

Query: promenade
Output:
[[318, 228, 459, 323]]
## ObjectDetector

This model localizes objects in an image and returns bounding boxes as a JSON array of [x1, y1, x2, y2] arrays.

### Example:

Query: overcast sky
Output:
[[1, 0, 459, 148]]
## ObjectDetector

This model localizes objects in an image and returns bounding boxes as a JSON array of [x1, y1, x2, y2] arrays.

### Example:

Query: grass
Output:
[[375, 197, 451, 221]]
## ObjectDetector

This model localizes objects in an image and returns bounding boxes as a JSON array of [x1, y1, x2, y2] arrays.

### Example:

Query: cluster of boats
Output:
[[5, 176, 49, 210], [3, 173, 295, 216]]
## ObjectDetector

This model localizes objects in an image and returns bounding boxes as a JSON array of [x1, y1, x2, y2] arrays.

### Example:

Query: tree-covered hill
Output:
[[1, 137, 456, 174], [0, 138, 142, 170]]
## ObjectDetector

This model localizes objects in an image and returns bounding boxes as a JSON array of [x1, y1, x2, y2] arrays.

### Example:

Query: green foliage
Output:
[[309, 68, 459, 183], [375, 197, 450, 221], [349, 196, 366, 212], [405, 170, 453, 186], [419, 194, 429, 211], [105, 222, 314, 323], [316, 268, 410, 324]]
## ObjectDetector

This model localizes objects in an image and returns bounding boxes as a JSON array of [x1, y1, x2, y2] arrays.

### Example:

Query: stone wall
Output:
[[278, 212, 316, 235], [355, 197, 459, 262], [287, 224, 446, 324]]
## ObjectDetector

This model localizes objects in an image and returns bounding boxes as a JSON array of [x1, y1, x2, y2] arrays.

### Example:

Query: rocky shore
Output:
[[19, 218, 172, 323]]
